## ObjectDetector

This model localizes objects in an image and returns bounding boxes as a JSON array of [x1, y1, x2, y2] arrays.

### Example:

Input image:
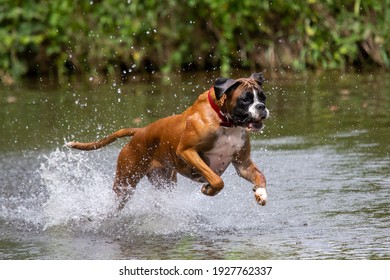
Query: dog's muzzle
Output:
[[245, 107, 269, 131]]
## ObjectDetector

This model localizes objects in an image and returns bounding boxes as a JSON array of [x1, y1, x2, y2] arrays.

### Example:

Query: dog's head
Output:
[[214, 73, 269, 131]]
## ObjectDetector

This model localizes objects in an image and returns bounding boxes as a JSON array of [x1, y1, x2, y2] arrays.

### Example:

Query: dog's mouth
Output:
[[231, 114, 266, 131], [247, 109, 269, 131], [232, 117, 264, 131], [246, 121, 264, 131], [231, 108, 268, 131]]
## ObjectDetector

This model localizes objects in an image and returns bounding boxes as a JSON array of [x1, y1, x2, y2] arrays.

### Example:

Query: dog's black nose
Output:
[[255, 103, 266, 110]]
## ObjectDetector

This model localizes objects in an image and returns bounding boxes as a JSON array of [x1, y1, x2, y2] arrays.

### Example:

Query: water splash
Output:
[[36, 148, 265, 239], [39, 148, 116, 230]]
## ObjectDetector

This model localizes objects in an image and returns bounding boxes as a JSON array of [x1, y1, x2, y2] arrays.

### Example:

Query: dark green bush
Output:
[[0, 0, 389, 83]]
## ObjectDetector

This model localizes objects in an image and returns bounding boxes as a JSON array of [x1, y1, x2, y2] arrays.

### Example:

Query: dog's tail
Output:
[[66, 128, 140, 150]]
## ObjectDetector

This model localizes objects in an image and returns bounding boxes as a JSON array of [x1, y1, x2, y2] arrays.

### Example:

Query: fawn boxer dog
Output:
[[67, 73, 269, 210]]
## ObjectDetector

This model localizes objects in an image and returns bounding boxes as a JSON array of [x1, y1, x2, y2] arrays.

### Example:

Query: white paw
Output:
[[255, 188, 267, 206]]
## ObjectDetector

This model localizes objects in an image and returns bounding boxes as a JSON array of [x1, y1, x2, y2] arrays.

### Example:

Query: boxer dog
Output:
[[67, 73, 269, 210]]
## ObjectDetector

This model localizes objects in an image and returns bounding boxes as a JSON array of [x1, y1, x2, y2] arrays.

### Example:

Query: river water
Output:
[[0, 71, 389, 259]]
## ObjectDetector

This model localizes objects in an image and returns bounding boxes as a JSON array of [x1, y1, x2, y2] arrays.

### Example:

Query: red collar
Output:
[[208, 87, 235, 127]]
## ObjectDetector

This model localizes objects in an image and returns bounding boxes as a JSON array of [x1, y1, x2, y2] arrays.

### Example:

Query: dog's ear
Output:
[[214, 77, 240, 100], [250, 72, 265, 86]]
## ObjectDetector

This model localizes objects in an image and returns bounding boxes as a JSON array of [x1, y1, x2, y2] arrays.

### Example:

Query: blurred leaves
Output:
[[0, 0, 390, 83]]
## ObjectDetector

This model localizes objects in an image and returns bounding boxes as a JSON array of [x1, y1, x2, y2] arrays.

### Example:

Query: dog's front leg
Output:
[[233, 156, 267, 206], [176, 147, 224, 196]]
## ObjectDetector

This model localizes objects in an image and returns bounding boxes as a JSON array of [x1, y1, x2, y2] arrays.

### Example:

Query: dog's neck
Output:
[[208, 87, 235, 127]]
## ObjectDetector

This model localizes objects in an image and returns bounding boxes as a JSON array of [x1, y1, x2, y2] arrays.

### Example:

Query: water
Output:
[[0, 72, 389, 259]]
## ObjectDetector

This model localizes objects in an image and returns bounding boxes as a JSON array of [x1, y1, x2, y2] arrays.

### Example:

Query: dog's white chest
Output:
[[202, 127, 246, 175]]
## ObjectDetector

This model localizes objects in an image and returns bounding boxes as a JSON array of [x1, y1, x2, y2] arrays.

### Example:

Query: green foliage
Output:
[[0, 0, 389, 82]]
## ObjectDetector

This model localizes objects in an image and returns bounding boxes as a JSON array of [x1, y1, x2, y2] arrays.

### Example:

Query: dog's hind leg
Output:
[[113, 177, 137, 211], [113, 143, 151, 210]]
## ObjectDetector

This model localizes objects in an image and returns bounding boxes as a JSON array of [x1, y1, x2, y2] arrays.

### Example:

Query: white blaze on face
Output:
[[248, 89, 269, 120]]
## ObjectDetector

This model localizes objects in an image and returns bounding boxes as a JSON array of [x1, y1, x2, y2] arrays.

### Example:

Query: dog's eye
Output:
[[241, 92, 253, 104]]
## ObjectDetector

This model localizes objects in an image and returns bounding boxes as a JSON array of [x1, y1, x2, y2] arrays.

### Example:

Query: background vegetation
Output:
[[1, 0, 389, 84]]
